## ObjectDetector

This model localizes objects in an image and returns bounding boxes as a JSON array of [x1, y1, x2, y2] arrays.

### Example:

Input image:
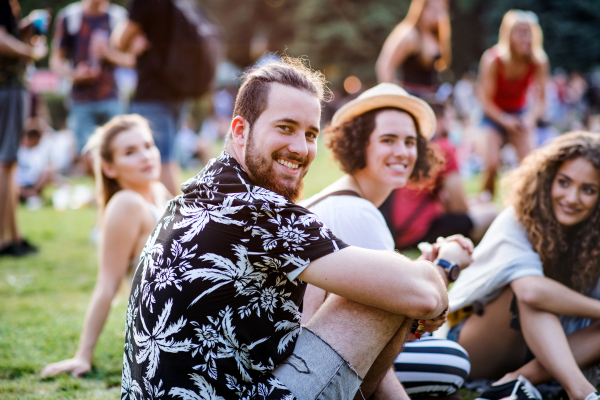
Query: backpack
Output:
[[163, 0, 223, 98]]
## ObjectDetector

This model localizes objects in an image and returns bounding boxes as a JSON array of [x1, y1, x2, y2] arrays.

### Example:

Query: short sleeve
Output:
[[308, 196, 394, 251], [435, 138, 459, 175], [127, 0, 149, 26], [0, 0, 16, 32], [56, 15, 72, 53], [252, 203, 349, 281]]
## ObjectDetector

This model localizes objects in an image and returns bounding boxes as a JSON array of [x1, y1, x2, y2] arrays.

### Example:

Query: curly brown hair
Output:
[[504, 131, 600, 294], [325, 107, 435, 181]]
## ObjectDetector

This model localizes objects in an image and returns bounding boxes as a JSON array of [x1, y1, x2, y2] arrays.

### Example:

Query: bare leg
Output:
[[499, 321, 600, 387], [355, 320, 412, 399], [482, 128, 503, 197], [496, 299, 597, 400], [0, 162, 20, 247], [305, 294, 409, 378], [467, 201, 499, 244], [510, 129, 533, 162], [457, 287, 528, 379], [370, 368, 410, 400]]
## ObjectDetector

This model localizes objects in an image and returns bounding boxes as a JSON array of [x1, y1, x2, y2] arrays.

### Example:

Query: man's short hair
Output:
[[228, 56, 329, 139]]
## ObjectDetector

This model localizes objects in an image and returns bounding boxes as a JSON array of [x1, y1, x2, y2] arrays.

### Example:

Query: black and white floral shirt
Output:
[[121, 152, 348, 400]]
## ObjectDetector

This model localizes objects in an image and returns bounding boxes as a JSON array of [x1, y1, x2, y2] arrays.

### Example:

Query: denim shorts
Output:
[[0, 86, 28, 163], [68, 98, 123, 153], [130, 101, 188, 162], [480, 109, 526, 138], [272, 327, 363, 400]]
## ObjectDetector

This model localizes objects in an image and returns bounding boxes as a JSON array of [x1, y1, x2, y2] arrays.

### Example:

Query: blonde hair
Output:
[[391, 0, 452, 71], [497, 9, 547, 65], [85, 114, 153, 210]]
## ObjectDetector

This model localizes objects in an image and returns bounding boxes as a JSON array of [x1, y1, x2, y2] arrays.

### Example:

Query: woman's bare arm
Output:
[[376, 26, 418, 83], [511, 275, 600, 320], [41, 193, 143, 377]]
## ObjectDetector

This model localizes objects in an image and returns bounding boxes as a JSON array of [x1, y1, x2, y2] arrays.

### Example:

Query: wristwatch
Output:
[[434, 259, 460, 283]]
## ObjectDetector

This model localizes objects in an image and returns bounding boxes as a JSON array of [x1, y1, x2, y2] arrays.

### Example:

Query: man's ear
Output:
[[230, 116, 249, 147], [101, 160, 118, 179]]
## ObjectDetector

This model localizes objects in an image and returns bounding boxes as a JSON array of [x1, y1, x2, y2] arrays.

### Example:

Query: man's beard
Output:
[[245, 128, 307, 203]]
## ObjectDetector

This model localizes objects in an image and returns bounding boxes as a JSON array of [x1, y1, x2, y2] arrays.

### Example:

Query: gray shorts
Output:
[[272, 327, 363, 400], [0, 86, 28, 163]]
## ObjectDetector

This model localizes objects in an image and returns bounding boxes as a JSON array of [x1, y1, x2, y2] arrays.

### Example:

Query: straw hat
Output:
[[331, 83, 436, 140]]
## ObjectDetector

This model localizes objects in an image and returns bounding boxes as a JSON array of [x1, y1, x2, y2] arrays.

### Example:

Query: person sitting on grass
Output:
[[301, 82, 473, 399], [379, 101, 498, 249], [447, 131, 600, 400], [41, 114, 171, 377], [120, 57, 456, 400]]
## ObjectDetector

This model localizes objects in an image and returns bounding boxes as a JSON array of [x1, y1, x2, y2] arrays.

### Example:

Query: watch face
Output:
[[449, 265, 460, 281]]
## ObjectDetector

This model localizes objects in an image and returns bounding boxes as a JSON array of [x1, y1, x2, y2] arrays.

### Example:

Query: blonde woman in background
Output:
[[41, 115, 170, 377], [376, 0, 451, 97], [477, 10, 550, 197]]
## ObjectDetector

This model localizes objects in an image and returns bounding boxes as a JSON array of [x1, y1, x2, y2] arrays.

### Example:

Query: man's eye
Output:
[[306, 132, 317, 139], [279, 126, 292, 133]]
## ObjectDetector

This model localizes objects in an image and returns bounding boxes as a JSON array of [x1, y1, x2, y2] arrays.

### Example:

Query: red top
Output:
[[492, 52, 536, 112], [387, 137, 459, 248]]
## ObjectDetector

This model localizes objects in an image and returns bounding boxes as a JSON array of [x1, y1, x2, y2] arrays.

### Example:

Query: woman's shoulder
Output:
[[104, 189, 151, 220]]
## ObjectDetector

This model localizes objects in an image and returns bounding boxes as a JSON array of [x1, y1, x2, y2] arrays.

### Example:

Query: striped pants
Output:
[[395, 337, 471, 396]]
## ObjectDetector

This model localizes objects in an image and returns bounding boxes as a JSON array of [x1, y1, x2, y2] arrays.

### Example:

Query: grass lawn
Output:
[[0, 144, 481, 399]]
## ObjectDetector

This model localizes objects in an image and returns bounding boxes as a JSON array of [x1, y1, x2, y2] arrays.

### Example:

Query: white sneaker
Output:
[[476, 375, 542, 400], [584, 392, 600, 400]]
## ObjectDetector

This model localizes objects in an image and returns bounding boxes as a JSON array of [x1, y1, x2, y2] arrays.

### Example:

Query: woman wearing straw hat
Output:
[[477, 10, 550, 198], [301, 83, 472, 398]]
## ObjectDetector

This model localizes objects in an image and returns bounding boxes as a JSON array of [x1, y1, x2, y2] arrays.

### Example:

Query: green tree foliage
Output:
[[18, 0, 600, 87]]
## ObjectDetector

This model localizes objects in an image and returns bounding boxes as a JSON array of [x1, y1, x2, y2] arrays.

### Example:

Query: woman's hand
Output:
[[40, 356, 91, 378], [420, 235, 474, 269]]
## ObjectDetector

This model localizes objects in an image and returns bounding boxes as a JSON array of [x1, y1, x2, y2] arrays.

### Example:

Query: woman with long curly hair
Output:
[[41, 115, 171, 377], [376, 0, 451, 97], [448, 131, 600, 400], [301, 83, 473, 399]]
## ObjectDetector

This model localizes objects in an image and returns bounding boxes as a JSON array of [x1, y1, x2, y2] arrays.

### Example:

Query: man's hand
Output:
[[29, 35, 48, 61], [71, 62, 100, 84]]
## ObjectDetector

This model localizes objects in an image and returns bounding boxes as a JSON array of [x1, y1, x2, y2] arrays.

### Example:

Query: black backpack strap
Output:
[[304, 190, 362, 209]]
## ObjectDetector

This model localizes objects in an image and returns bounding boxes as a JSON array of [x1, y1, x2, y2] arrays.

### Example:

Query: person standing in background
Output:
[[51, 0, 132, 173], [111, 0, 201, 195], [477, 10, 549, 198], [0, 0, 48, 256], [376, 0, 451, 98]]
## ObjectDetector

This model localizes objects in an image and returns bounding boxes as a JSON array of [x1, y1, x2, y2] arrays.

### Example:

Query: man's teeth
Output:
[[277, 159, 299, 170]]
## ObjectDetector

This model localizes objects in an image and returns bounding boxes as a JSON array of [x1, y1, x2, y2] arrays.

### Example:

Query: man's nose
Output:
[[287, 132, 309, 157]]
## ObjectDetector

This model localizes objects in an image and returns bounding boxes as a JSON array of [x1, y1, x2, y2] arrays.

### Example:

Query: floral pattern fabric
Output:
[[122, 151, 347, 399]]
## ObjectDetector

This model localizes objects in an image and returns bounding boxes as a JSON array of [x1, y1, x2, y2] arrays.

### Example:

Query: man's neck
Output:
[[225, 141, 251, 178], [82, 0, 108, 16]]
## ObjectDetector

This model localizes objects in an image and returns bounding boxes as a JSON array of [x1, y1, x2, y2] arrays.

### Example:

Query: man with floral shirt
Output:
[[122, 57, 456, 400]]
